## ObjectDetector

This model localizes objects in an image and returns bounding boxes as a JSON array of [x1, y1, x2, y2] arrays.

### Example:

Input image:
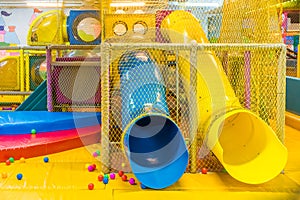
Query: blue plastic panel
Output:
[[67, 10, 101, 45], [0, 111, 101, 135]]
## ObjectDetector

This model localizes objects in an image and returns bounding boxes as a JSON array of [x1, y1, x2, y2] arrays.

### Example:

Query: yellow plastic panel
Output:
[[0, 56, 20, 90], [27, 10, 65, 46], [104, 14, 156, 42]]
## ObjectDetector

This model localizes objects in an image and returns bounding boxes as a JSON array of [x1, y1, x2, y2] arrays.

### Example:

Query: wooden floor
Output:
[[0, 125, 300, 200]]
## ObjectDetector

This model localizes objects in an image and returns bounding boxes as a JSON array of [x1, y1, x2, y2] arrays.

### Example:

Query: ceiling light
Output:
[[26, 1, 63, 7], [110, 2, 145, 7]]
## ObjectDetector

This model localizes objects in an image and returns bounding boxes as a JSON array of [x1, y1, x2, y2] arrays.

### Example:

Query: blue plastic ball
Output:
[[16, 173, 23, 180], [103, 177, 109, 184], [43, 157, 49, 163]]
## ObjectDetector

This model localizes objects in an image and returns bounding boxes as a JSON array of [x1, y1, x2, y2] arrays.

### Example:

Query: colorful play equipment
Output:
[[0, 1, 288, 191], [0, 47, 46, 107], [0, 56, 20, 90], [67, 10, 101, 45], [29, 56, 47, 90], [0, 111, 101, 161], [119, 50, 188, 189], [27, 9, 101, 46]]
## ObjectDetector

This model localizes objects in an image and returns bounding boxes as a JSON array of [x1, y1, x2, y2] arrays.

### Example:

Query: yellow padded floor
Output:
[[0, 125, 300, 200]]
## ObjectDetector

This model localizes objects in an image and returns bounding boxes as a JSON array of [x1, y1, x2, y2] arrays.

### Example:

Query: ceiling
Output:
[[0, 0, 168, 8]]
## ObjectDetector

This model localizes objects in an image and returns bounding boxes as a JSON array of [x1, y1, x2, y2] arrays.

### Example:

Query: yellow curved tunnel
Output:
[[161, 10, 287, 184]]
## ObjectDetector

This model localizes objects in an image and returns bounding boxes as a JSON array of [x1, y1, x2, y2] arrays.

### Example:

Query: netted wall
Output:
[[47, 45, 101, 112], [98, 0, 286, 173], [100, 43, 286, 173]]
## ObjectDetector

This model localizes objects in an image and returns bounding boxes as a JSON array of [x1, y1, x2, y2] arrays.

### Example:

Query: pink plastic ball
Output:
[[110, 173, 116, 180], [129, 178, 135, 185], [92, 152, 98, 157], [88, 165, 94, 172]]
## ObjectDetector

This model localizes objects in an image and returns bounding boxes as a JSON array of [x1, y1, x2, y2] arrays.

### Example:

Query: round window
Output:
[[113, 21, 128, 36], [133, 21, 148, 35], [73, 13, 101, 43]]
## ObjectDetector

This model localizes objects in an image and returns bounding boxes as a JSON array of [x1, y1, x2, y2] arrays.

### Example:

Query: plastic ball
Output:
[[16, 173, 23, 180], [31, 129, 36, 134], [92, 152, 98, 157], [5, 160, 10, 166], [88, 183, 94, 190], [201, 167, 208, 174], [128, 178, 135, 185], [96, 150, 100, 156], [88, 165, 94, 172], [103, 177, 109, 184], [121, 174, 127, 181], [140, 183, 147, 189], [9, 157, 14, 163], [104, 174, 109, 179], [20, 157, 25, 163], [92, 164, 96, 170], [43, 157, 49, 163], [98, 175, 104, 181], [118, 170, 124, 177], [1, 172, 8, 179], [109, 173, 116, 180]]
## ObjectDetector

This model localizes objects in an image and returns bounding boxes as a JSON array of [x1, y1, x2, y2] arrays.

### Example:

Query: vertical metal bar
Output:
[[190, 43, 198, 173], [24, 52, 30, 92], [175, 49, 179, 124], [277, 45, 286, 143], [19, 49, 25, 93], [101, 42, 111, 173], [46, 47, 53, 111]]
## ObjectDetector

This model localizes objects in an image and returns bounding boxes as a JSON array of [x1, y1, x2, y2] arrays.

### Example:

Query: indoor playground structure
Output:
[[0, 0, 299, 199]]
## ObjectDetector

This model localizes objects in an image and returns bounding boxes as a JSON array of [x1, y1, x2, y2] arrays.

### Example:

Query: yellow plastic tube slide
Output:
[[161, 10, 288, 184]]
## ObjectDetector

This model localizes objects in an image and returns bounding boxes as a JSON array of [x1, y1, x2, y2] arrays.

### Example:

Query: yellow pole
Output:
[[19, 49, 25, 94], [24, 52, 30, 92]]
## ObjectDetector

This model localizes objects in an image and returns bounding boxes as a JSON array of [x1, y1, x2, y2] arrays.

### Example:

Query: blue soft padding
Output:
[[0, 111, 101, 135]]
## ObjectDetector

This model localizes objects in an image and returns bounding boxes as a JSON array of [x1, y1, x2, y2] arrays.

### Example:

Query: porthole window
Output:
[[133, 21, 148, 35], [113, 21, 128, 36]]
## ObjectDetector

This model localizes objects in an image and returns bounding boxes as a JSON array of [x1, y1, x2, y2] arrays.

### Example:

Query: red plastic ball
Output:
[[98, 175, 104, 181], [118, 170, 124, 177], [92, 164, 96, 170], [88, 183, 94, 190], [5, 160, 10, 166], [121, 174, 127, 181], [201, 167, 208, 174]]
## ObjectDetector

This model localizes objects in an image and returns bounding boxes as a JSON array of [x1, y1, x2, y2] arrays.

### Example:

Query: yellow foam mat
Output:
[[1, 125, 300, 200]]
